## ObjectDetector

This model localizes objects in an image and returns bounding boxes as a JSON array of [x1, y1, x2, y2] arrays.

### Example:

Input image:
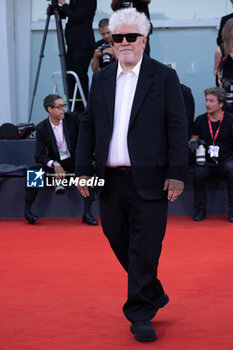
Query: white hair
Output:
[[109, 8, 150, 36]]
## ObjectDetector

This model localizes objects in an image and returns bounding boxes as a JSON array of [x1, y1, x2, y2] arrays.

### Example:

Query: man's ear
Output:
[[219, 102, 224, 109], [142, 36, 147, 49]]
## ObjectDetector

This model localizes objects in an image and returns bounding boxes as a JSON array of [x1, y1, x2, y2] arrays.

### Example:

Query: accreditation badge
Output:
[[208, 145, 219, 158], [59, 150, 69, 160]]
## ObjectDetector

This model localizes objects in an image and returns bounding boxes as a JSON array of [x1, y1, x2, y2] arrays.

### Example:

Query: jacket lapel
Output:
[[129, 55, 157, 130], [63, 117, 71, 153], [101, 62, 118, 128], [101, 57, 158, 130], [46, 118, 59, 159]]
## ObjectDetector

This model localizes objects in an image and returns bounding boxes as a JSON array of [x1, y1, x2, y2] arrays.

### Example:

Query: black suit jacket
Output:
[[76, 55, 188, 200], [217, 13, 233, 46], [35, 112, 80, 167], [60, 0, 97, 49]]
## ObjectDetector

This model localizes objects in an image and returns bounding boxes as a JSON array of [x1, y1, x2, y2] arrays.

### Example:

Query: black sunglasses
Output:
[[112, 33, 143, 43]]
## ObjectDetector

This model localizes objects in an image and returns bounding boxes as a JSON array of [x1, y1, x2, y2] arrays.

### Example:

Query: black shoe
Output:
[[25, 211, 38, 225], [193, 208, 206, 221], [228, 208, 233, 222], [55, 184, 65, 195], [82, 213, 98, 225], [154, 293, 169, 314], [130, 320, 157, 342]]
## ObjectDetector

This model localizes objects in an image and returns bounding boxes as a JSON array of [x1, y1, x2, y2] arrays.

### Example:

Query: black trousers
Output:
[[66, 47, 94, 110], [99, 169, 168, 322], [193, 159, 233, 209]]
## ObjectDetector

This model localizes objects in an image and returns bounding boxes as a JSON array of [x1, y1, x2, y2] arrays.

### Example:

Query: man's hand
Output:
[[53, 162, 66, 180], [188, 135, 199, 149], [217, 76, 223, 87], [91, 50, 102, 72], [93, 49, 102, 59], [163, 179, 184, 202], [77, 176, 91, 198], [103, 46, 116, 58], [58, 0, 66, 5]]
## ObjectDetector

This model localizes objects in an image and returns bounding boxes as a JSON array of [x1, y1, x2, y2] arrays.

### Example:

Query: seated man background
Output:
[[91, 18, 117, 72], [190, 87, 233, 222], [25, 94, 97, 226]]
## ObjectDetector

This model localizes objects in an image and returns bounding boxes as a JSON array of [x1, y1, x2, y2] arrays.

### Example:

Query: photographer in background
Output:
[[91, 18, 117, 73], [190, 87, 233, 222], [111, 0, 152, 56], [58, 0, 97, 110]]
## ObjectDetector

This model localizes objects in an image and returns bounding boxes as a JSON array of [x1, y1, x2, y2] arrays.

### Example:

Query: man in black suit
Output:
[[76, 8, 188, 342], [217, 0, 233, 45], [25, 94, 97, 226], [58, 0, 97, 109]]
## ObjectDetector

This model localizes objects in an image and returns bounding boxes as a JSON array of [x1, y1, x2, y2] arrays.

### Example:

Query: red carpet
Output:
[[0, 217, 232, 350]]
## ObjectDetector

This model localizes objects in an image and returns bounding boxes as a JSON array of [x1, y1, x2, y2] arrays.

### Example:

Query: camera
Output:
[[97, 43, 111, 67], [0, 122, 35, 140], [119, 1, 133, 9], [189, 139, 206, 166], [46, 0, 59, 13], [221, 78, 233, 113], [97, 43, 111, 51]]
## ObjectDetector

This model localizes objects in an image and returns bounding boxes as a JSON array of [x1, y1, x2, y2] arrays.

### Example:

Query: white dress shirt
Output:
[[106, 57, 142, 167], [47, 118, 70, 167]]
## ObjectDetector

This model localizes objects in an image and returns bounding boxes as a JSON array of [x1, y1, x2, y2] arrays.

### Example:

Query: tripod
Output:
[[28, 2, 70, 123]]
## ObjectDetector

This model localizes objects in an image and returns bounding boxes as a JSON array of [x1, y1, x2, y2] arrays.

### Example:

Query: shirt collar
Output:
[[117, 56, 143, 79], [49, 116, 63, 129]]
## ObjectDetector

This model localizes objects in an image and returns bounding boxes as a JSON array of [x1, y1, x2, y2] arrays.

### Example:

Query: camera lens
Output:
[[102, 53, 111, 66]]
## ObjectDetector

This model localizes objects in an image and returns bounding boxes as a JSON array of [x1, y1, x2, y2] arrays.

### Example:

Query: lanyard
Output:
[[208, 112, 224, 145], [53, 125, 65, 149]]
